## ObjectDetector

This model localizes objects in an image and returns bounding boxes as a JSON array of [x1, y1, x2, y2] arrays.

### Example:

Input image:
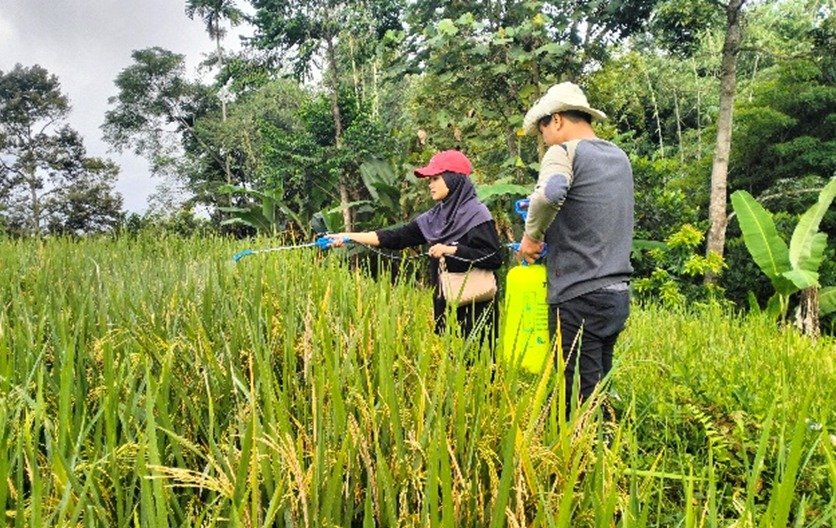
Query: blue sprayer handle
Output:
[[508, 242, 548, 266], [315, 235, 350, 250], [511, 199, 548, 265], [515, 198, 530, 221]]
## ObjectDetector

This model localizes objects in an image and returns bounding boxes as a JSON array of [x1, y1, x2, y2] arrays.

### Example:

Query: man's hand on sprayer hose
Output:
[[517, 233, 544, 264]]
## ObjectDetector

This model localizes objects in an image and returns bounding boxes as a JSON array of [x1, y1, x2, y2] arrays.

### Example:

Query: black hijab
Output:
[[414, 172, 492, 245]]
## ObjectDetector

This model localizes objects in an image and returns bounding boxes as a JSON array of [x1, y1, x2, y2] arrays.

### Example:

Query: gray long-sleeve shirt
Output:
[[524, 138, 634, 304]]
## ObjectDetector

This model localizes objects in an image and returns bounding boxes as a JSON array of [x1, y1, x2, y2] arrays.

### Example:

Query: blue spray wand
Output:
[[232, 236, 349, 262]]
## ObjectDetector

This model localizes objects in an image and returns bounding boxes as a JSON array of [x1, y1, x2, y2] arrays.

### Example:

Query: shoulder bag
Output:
[[438, 256, 497, 305]]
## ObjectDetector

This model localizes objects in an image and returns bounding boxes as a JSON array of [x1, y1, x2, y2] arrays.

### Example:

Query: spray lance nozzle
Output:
[[232, 249, 255, 262], [231, 236, 351, 262]]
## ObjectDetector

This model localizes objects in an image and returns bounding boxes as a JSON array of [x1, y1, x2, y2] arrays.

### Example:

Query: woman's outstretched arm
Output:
[[330, 231, 380, 247]]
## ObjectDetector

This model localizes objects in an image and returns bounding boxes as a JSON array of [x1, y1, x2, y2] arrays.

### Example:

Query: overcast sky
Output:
[[0, 0, 247, 213]]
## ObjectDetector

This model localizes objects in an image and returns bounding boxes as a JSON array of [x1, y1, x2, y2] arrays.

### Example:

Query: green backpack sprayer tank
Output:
[[502, 199, 550, 373]]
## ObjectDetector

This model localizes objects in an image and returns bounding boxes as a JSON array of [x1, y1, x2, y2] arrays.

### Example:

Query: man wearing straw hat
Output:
[[517, 82, 633, 419]]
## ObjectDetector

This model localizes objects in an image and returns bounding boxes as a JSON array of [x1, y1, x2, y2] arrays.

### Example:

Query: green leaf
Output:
[[534, 42, 567, 56], [261, 196, 276, 224], [359, 159, 398, 201], [509, 47, 530, 63], [518, 84, 539, 101], [631, 239, 667, 262], [218, 184, 275, 203], [801, 232, 828, 274], [491, 64, 510, 75], [325, 200, 371, 214], [730, 190, 792, 282], [781, 269, 819, 290], [476, 182, 532, 203], [455, 12, 475, 26], [314, 208, 343, 233], [437, 18, 458, 37], [765, 293, 788, 321], [217, 183, 243, 194], [747, 291, 761, 313], [278, 204, 310, 238], [220, 212, 271, 232], [469, 43, 490, 56], [820, 287, 836, 315], [632, 239, 667, 251], [789, 177, 836, 272]]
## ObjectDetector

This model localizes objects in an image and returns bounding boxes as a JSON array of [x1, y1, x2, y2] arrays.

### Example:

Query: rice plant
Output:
[[0, 235, 833, 526]]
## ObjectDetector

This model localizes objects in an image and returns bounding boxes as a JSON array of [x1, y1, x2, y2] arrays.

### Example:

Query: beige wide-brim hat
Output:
[[523, 82, 607, 135]]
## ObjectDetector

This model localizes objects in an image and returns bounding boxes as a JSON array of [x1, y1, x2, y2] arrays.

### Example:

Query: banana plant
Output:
[[731, 177, 836, 329], [310, 159, 403, 236], [360, 158, 402, 219], [217, 184, 310, 238]]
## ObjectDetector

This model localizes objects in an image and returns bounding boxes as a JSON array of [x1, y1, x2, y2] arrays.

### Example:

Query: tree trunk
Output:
[[674, 89, 684, 163], [506, 131, 517, 163], [705, 0, 746, 285], [693, 59, 703, 159], [29, 175, 39, 236], [644, 65, 664, 155], [372, 58, 380, 118], [216, 33, 233, 208], [348, 35, 361, 110], [325, 37, 353, 232], [795, 286, 820, 339], [24, 152, 40, 236], [532, 63, 546, 161]]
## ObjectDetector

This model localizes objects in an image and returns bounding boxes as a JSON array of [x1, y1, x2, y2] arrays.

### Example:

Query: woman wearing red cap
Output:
[[329, 150, 502, 344]]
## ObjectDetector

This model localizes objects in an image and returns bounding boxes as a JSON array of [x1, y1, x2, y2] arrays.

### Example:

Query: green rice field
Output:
[[1, 236, 834, 527]]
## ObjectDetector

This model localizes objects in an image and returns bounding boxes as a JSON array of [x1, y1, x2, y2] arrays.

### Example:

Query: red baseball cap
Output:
[[414, 150, 473, 177]]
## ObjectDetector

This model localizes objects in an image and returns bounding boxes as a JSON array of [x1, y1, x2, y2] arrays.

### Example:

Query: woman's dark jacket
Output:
[[376, 219, 502, 329]]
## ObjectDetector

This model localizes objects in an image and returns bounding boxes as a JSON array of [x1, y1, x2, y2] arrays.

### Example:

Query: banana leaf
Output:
[[369, 182, 401, 211], [360, 159, 399, 197], [278, 204, 310, 239], [765, 293, 789, 321], [218, 186, 296, 235], [730, 190, 793, 291], [631, 239, 667, 261], [820, 287, 836, 316], [476, 180, 533, 204], [789, 177, 835, 272], [325, 200, 372, 214], [781, 269, 819, 291], [219, 207, 273, 232], [747, 291, 761, 313], [262, 194, 276, 225]]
